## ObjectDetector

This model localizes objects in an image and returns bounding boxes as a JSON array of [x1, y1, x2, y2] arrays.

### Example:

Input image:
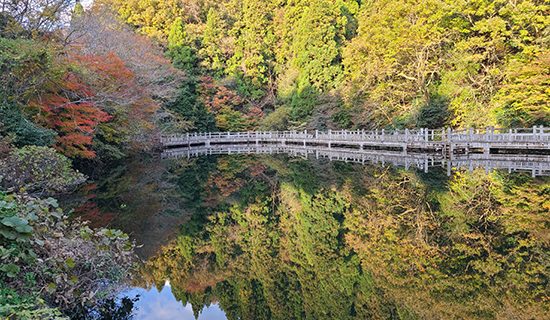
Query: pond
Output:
[[67, 152, 549, 319]]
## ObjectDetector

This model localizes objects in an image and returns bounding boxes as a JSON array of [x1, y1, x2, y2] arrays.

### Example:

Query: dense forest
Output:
[[102, 0, 549, 131], [0, 0, 549, 318], [1, 0, 549, 163]]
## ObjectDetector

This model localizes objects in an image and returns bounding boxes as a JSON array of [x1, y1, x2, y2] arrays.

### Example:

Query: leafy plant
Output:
[[0, 146, 86, 196], [0, 193, 137, 316]]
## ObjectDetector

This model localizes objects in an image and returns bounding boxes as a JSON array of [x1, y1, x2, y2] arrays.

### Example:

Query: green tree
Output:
[[227, 0, 276, 99], [342, 0, 448, 128], [492, 51, 550, 127], [438, 0, 549, 127], [199, 8, 227, 75], [167, 18, 198, 72], [288, 0, 348, 91]]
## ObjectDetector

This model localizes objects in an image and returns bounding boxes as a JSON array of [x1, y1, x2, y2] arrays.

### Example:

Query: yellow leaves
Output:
[[99, 0, 185, 40]]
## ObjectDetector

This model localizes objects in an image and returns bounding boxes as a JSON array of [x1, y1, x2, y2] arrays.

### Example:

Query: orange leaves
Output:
[[198, 76, 243, 113], [75, 52, 134, 82], [32, 70, 112, 159], [197, 76, 265, 130], [70, 52, 136, 98], [30, 50, 160, 159]]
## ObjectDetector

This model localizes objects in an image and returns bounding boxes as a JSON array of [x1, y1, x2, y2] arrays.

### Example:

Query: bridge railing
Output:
[[447, 126, 549, 143], [160, 126, 549, 145]]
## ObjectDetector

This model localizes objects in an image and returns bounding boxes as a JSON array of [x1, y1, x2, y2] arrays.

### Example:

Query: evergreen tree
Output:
[[227, 0, 276, 99], [289, 0, 349, 91], [199, 8, 227, 75], [167, 17, 197, 72]]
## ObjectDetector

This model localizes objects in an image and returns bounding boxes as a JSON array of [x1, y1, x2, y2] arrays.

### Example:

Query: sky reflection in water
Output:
[[121, 283, 227, 320]]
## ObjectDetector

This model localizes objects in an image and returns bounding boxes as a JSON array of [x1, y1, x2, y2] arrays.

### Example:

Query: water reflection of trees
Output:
[[135, 156, 548, 319]]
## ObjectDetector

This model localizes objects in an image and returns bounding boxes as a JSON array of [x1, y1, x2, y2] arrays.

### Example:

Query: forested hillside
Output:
[[101, 0, 549, 131], [1, 0, 549, 165]]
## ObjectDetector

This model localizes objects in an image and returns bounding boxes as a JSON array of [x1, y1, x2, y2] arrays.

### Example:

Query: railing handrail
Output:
[[160, 126, 549, 144]]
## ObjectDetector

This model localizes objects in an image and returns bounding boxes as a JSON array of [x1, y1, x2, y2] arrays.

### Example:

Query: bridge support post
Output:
[[403, 129, 409, 155]]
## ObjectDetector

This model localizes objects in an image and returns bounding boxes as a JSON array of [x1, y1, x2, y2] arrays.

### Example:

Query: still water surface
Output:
[[70, 153, 549, 319]]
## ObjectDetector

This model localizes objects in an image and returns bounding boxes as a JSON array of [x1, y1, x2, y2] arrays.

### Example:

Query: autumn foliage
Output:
[[30, 52, 159, 159], [32, 72, 111, 158], [198, 76, 264, 131]]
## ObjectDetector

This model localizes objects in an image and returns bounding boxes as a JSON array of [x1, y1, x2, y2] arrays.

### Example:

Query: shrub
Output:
[[0, 146, 86, 196], [0, 102, 56, 147], [0, 193, 136, 316], [0, 288, 67, 320], [259, 107, 290, 130]]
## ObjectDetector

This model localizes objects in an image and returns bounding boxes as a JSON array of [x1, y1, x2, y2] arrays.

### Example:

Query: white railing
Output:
[[161, 144, 550, 177], [161, 126, 550, 147]]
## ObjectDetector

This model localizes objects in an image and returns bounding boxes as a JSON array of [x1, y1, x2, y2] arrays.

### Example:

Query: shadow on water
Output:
[[66, 149, 549, 319]]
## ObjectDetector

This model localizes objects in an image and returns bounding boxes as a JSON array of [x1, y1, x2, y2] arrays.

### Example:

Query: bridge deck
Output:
[[161, 127, 550, 155]]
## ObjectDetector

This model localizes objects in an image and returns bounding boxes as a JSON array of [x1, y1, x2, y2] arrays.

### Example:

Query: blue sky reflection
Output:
[[120, 282, 227, 320]]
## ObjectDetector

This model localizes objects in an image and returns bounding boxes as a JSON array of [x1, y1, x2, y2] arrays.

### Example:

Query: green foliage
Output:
[[286, 0, 347, 91], [226, 0, 276, 99], [288, 85, 319, 121], [0, 288, 67, 320], [0, 193, 136, 315], [0, 146, 86, 195], [438, 0, 549, 127], [415, 94, 450, 128], [259, 107, 290, 130], [492, 52, 550, 127], [0, 102, 56, 147], [199, 9, 227, 75], [168, 78, 216, 132], [0, 37, 58, 103], [342, 0, 447, 128], [215, 106, 250, 131], [168, 18, 198, 72], [103, 0, 548, 129]]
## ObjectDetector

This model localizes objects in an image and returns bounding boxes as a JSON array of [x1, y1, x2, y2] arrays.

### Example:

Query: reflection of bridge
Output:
[[161, 127, 550, 155], [161, 144, 550, 177]]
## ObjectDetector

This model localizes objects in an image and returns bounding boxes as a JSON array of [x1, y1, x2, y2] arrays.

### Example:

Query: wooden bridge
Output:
[[161, 127, 550, 155], [161, 144, 550, 177]]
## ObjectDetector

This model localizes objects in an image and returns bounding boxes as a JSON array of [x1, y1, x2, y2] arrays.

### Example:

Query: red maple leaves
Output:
[[33, 71, 111, 159], [31, 52, 156, 159]]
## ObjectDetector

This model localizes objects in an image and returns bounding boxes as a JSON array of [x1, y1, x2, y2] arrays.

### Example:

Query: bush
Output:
[[0, 146, 86, 195], [0, 288, 67, 320], [0, 102, 56, 147], [259, 107, 290, 130], [289, 85, 319, 122], [0, 193, 136, 316]]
